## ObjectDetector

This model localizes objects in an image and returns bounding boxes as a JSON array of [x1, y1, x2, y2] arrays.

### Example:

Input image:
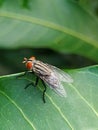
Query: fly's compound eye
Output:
[[26, 61, 33, 70]]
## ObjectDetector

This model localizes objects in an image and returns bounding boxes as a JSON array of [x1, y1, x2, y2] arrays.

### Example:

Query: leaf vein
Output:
[[38, 87, 74, 130], [69, 84, 98, 117], [0, 90, 36, 130]]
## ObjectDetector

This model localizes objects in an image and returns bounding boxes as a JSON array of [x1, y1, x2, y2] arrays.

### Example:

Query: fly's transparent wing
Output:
[[52, 80, 67, 97], [41, 64, 73, 97], [43, 72, 67, 97], [52, 84, 67, 97], [46, 64, 73, 83]]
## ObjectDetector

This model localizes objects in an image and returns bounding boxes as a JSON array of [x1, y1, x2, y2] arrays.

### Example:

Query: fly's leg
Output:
[[25, 76, 39, 89], [17, 71, 37, 89], [35, 76, 39, 87], [16, 71, 34, 79], [18, 71, 47, 103], [24, 82, 34, 89], [25, 77, 46, 103], [41, 80, 47, 103], [16, 71, 28, 79]]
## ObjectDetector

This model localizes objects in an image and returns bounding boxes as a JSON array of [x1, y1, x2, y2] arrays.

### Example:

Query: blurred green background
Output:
[[0, 48, 96, 75], [0, 0, 98, 75]]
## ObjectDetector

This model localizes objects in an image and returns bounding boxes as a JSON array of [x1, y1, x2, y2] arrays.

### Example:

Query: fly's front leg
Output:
[[16, 71, 34, 79], [41, 80, 47, 103], [16, 71, 28, 79], [17, 71, 36, 89]]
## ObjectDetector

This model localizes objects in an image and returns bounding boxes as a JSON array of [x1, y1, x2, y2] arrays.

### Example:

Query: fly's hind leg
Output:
[[35, 76, 39, 87], [41, 80, 47, 103], [24, 82, 34, 89]]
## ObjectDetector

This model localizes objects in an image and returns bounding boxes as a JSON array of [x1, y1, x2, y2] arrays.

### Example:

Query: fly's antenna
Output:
[[22, 57, 28, 63]]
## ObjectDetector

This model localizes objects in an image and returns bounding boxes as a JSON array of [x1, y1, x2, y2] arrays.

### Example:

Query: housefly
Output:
[[22, 56, 73, 103]]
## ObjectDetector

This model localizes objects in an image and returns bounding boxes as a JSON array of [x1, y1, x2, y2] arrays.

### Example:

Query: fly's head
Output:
[[22, 56, 36, 71]]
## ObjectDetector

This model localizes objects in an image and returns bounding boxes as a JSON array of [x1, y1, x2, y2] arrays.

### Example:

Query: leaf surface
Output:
[[0, 66, 98, 130]]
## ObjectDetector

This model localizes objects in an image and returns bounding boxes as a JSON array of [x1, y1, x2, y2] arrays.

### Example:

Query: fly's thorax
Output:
[[33, 60, 52, 76]]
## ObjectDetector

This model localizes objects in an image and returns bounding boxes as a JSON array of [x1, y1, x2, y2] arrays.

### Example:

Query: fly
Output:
[[21, 56, 73, 103]]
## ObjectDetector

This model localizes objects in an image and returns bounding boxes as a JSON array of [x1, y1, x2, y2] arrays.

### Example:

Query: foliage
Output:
[[0, 0, 98, 130], [0, 66, 98, 130], [0, 0, 98, 61]]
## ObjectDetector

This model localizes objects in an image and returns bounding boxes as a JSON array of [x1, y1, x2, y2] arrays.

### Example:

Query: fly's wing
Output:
[[41, 64, 73, 97], [40, 64, 73, 97], [46, 64, 73, 83], [51, 80, 67, 97], [51, 83, 67, 97], [42, 72, 67, 97]]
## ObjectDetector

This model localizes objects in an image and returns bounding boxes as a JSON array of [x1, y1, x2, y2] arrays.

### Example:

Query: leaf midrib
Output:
[[0, 11, 98, 48]]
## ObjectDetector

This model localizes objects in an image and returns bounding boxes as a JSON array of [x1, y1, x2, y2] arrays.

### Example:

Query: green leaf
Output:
[[0, 0, 98, 61], [0, 66, 98, 130]]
